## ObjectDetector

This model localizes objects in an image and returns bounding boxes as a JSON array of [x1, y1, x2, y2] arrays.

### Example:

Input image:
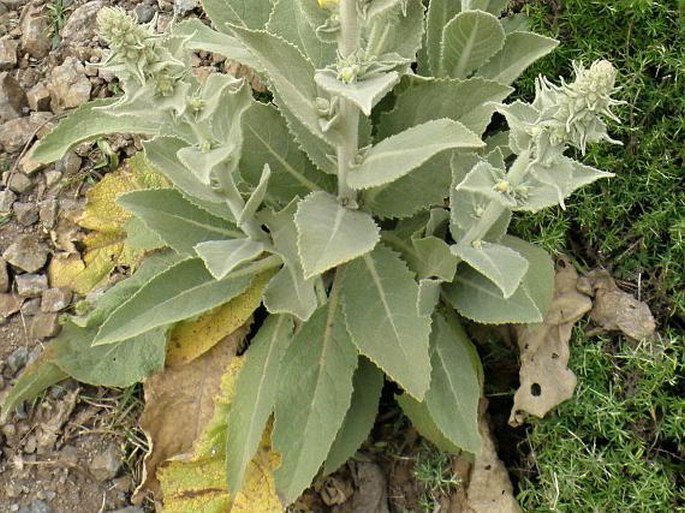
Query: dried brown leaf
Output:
[[586, 270, 656, 340], [131, 329, 246, 504], [509, 260, 592, 426]]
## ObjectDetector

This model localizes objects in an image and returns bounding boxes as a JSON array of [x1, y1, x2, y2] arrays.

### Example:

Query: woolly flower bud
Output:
[[97, 7, 148, 54]]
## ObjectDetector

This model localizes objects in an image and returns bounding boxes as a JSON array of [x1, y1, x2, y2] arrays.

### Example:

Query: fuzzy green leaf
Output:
[[267, 0, 336, 68], [54, 321, 167, 387], [201, 0, 273, 31], [417, 278, 441, 317], [378, 77, 512, 138], [239, 164, 270, 226], [273, 296, 358, 503], [227, 314, 294, 493], [424, 0, 462, 75], [143, 137, 231, 219], [452, 240, 529, 298], [349, 119, 483, 190], [240, 103, 332, 206], [455, 160, 517, 208], [261, 203, 318, 321], [396, 394, 462, 453], [323, 357, 384, 475], [118, 189, 241, 256], [425, 312, 482, 454], [443, 263, 544, 325], [341, 245, 432, 400], [365, 0, 425, 62], [477, 31, 559, 85], [195, 239, 266, 280], [94, 258, 254, 344], [410, 236, 459, 281], [295, 192, 380, 278], [364, 151, 453, 219], [439, 10, 505, 79], [32, 99, 160, 163], [315, 70, 400, 117], [466, 0, 509, 15]]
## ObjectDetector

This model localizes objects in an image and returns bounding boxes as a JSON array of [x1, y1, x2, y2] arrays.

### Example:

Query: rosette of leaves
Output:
[[4, 0, 622, 505]]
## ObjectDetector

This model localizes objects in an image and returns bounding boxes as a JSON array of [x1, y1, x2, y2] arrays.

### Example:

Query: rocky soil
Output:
[[0, 0, 212, 511]]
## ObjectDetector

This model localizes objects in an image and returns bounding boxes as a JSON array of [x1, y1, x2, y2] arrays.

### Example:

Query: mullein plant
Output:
[[2, 0, 621, 503]]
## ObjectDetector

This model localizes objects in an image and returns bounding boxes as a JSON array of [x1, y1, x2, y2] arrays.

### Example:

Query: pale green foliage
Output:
[[5, 0, 624, 505]]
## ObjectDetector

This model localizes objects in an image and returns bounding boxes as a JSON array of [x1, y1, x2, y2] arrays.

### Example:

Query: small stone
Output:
[[7, 172, 32, 193], [89, 443, 122, 482], [44, 170, 62, 188], [30, 111, 54, 138], [0, 293, 21, 319], [48, 57, 92, 113], [55, 150, 81, 175], [41, 287, 71, 312], [0, 71, 27, 123], [0, 117, 35, 154], [19, 5, 50, 59], [15, 273, 47, 297], [26, 81, 50, 111], [6, 346, 28, 373], [0, 36, 18, 70], [174, 0, 197, 16], [3, 235, 49, 272], [30, 312, 61, 338], [12, 201, 39, 226], [134, 0, 157, 23], [19, 500, 53, 513], [38, 198, 58, 229], [0, 189, 16, 212], [0, 257, 8, 292], [83, 63, 98, 77], [21, 296, 40, 315], [18, 145, 44, 175], [61, 1, 104, 47]]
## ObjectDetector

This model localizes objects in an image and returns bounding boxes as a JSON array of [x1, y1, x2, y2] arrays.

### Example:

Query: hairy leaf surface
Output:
[[202, 0, 273, 31], [273, 296, 358, 503], [295, 191, 380, 278], [315, 70, 400, 116], [341, 245, 431, 399]]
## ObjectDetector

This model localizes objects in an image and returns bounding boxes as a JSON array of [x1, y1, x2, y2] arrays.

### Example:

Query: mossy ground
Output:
[[413, 2, 685, 511]]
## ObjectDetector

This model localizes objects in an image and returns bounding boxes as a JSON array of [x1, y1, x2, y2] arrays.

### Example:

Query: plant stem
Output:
[[336, 0, 360, 205]]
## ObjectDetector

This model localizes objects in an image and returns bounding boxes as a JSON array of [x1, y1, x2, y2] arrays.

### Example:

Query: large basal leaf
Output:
[[201, 0, 273, 32], [396, 394, 461, 454], [423, 0, 462, 75], [32, 99, 160, 164], [273, 295, 358, 503], [240, 103, 333, 206], [118, 188, 241, 256], [348, 119, 483, 190], [476, 31, 558, 85], [439, 10, 505, 79], [452, 240, 529, 298], [226, 314, 294, 494], [323, 357, 384, 475], [295, 191, 380, 278], [267, 0, 336, 68], [466, 0, 509, 15], [166, 272, 270, 367], [315, 70, 400, 117], [363, 151, 453, 219], [377, 76, 512, 139], [341, 245, 432, 400], [443, 235, 554, 324], [94, 258, 255, 345], [53, 320, 167, 387], [424, 312, 482, 454], [260, 202, 318, 321]]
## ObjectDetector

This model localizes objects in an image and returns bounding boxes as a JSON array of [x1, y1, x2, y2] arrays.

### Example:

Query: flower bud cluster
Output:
[[532, 60, 622, 162]]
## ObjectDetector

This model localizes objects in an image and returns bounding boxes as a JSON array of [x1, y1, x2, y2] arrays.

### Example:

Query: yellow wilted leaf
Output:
[[166, 272, 273, 367], [47, 153, 167, 294], [158, 357, 283, 513]]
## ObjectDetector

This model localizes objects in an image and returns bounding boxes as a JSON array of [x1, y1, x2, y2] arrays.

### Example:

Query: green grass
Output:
[[508, 0, 685, 322], [517, 328, 685, 512]]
